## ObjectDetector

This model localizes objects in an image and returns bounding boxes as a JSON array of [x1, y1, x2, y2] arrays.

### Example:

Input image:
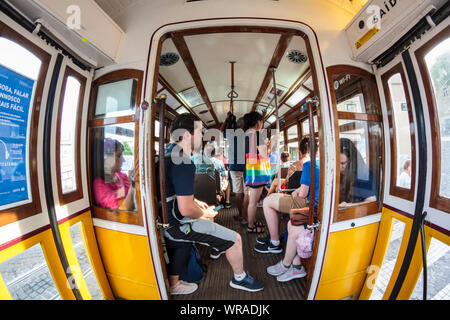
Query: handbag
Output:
[[296, 228, 314, 259], [244, 132, 271, 187]]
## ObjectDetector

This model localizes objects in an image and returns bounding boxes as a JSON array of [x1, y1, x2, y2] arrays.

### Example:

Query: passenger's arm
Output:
[[177, 195, 218, 219], [339, 195, 377, 208], [291, 184, 309, 198]]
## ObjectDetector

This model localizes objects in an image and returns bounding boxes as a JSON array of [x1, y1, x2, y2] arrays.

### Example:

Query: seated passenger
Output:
[[255, 139, 319, 254], [266, 220, 308, 282], [191, 148, 215, 179], [270, 151, 291, 181], [163, 114, 264, 295], [92, 138, 135, 211], [398, 159, 411, 188], [267, 137, 310, 196], [338, 138, 377, 208]]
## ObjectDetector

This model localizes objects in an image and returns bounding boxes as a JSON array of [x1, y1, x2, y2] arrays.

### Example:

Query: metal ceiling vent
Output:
[[286, 50, 308, 64], [160, 52, 179, 66]]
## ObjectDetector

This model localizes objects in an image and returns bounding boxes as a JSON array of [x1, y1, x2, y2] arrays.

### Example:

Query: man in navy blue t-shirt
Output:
[[163, 114, 264, 295]]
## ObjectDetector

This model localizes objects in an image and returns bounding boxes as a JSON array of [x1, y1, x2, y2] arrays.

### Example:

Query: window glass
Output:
[[424, 37, 450, 198], [333, 73, 380, 114], [90, 123, 136, 211], [288, 142, 299, 162], [95, 79, 137, 117], [287, 125, 298, 140], [387, 73, 412, 189], [301, 119, 309, 136], [286, 87, 309, 107], [60, 76, 81, 194], [338, 120, 382, 209]]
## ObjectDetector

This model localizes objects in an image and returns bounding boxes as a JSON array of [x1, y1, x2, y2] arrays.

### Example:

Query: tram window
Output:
[[328, 65, 383, 222], [56, 68, 86, 204], [287, 124, 298, 140], [338, 120, 382, 207], [333, 72, 380, 115], [301, 115, 318, 136], [381, 64, 415, 201], [417, 34, 450, 212], [90, 124, 136, 212], [94, 78, 137, 118], [0, 23, 50, 226]]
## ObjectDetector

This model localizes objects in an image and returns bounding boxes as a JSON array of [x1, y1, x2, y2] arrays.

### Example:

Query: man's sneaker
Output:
[[210, 248, 225, 259], [276, 265, 307, 282], [225, 201, 232, 209], [254, 241, 283, 254], [229, 272, 264, 292], [170, 280, 198, 295], [256, 236, 270, 245], [267, 260, 289, 276]]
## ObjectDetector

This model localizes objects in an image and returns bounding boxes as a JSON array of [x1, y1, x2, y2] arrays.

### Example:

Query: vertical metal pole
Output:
[[155, 94, 169, 227], [269, 67, 281, 193]]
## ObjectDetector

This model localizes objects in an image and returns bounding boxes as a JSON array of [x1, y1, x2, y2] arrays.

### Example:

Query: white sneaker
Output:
[[267, 260, 289, 276], [276, 265, 306, 282], [170, 280, 198, 295]]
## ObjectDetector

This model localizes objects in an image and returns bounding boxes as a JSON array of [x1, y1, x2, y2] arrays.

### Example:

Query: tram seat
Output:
[[286, 171, 302, 194], [280, 167, 289, 179], [194, 173, 218, 205]]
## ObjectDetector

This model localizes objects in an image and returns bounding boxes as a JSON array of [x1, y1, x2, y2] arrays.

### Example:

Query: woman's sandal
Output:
[[247, 225, 264, 233], [255, 221, 265, 228]]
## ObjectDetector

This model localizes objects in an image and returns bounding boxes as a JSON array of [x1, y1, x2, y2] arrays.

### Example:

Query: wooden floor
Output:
[[172, 201, 307, 300]]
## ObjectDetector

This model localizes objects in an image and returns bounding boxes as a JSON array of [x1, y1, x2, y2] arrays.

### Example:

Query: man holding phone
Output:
[[163, 114, 264, 295]]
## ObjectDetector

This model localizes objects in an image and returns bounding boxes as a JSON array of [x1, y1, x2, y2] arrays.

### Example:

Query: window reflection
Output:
[[338, 120, 382, 209], [91, 124, 136, 211]]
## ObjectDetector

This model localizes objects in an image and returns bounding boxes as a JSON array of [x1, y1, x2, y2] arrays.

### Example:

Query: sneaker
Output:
[[276, 265, 307, 282], [256, 236, 270, 245], [254, 241, 283, 254], [267, 260, 290, 276], [170, 280, 198, 295], [229, 272, 264, 292], [225, 201, 231, 209], [210, 248, 225, 259]]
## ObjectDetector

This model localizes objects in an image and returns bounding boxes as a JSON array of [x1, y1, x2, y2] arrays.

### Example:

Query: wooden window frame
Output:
[[381, 62, 416, 201], [327, 65, 385, 222], [56, 66, 86, 205], [415, 25, 450, 213], [0, 22, 50, 227], [87, 69, 144, 226]]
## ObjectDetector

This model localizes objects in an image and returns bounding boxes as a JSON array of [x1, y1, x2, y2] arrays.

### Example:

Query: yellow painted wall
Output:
[[315, 222, 380, 300], [94, 227, 161, 300]]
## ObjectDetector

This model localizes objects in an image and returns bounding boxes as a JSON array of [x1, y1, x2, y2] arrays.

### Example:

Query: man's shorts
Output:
[[278, 195, 309, 214], [164, 217, 237, 252], [230, 170, 244, 194]]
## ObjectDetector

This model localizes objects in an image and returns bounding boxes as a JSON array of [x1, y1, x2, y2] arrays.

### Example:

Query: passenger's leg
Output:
[[282, 221, 306, 267], [262, 193, 283, 241], [225, 233, 244, 275], [247, 186, 264, 232]]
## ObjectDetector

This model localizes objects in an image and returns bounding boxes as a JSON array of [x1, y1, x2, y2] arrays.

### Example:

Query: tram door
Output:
[[0, 15, 114, 300], [359, 21, 450, 300]]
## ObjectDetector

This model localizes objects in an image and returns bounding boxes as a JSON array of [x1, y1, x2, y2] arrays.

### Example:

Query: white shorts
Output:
[[230, 171, 244, 194]]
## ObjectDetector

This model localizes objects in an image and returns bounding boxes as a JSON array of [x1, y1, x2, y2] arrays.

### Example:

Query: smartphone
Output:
[[213, 205, 223, 211]]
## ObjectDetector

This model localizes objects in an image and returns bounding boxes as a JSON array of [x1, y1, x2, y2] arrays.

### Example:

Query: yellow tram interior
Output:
[[0, 0, 448, 301]]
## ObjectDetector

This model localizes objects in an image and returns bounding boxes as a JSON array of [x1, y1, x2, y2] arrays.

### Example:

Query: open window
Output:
[[381, 63, 416, 201], [328, 65, 384, 222], [88, 69, 143, 225], [56, 67, 86, 205], [415, 26, 450, 213]]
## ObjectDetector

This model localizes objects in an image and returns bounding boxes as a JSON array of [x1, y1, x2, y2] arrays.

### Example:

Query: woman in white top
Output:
[[398, 159, 411, 188]]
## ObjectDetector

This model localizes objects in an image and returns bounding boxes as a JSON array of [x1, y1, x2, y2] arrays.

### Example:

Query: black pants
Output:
[[165, 237, 191, 276]]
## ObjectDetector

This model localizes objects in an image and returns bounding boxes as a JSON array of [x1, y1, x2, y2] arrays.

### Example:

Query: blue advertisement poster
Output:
[[0, 64, 35, 209]]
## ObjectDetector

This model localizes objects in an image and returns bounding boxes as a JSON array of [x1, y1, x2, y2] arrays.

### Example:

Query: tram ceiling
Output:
[[158, 29, 311, 128]]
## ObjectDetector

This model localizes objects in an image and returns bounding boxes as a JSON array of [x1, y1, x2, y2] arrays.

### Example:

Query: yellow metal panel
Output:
[[0, 229, 76, 300], [94, 226, 160, 300], [316, 222, 379, 300], [58, 211, 115, 300], [0, 273, 12, 300]]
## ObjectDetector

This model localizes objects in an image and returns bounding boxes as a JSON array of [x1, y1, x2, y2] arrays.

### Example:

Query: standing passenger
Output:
[[163, 114, 264, 295]]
